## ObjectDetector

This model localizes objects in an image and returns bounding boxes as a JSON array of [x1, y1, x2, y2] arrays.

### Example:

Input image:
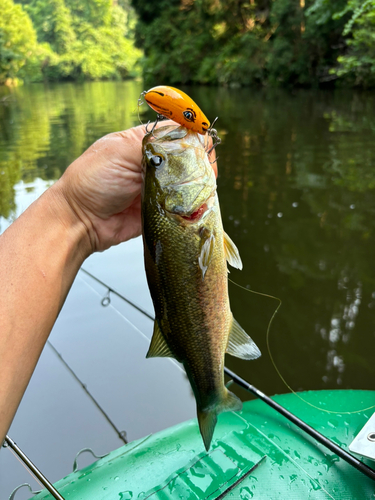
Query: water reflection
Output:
[[1, 83, 374, 397], [0, 81, 143, 220], [201, 88, 375, 395]]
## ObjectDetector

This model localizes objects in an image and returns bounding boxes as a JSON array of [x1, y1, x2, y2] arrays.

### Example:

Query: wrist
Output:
[[45, 181, 94, 260]]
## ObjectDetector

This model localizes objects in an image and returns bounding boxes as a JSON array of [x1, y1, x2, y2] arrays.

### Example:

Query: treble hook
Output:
[[138, 90, 146, 107], [145, 114, 168, 137], [206, 117, 221, 156], [208, 116, 219, 134]]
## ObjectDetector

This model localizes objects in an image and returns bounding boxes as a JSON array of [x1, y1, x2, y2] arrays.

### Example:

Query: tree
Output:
[[333, 0, 375, 87], [24, 0, 142, 80], [131, 0, 374, 88], [25, 0, 76, 54], [0, 0, 41, 84]]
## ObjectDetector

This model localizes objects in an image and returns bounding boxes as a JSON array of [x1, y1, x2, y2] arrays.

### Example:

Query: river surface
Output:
[[1, 81, 375, 497]]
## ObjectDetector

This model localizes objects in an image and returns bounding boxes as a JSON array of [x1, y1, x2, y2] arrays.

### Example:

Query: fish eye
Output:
[[183, 110, 195, 122], [150, 155, 163, 168]]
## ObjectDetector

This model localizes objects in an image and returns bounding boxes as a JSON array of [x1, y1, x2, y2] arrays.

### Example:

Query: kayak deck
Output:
[[31, 390, 375, 499]]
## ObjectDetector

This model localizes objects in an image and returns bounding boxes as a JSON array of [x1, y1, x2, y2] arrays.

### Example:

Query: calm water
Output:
[[1, 81, 375, 495]]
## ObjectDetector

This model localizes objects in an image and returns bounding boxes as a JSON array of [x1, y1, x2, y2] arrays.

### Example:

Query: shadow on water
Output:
[[1, 82, 375, 398]]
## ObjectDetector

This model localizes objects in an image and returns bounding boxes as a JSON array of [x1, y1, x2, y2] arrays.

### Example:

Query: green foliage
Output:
[[0, 0, 41, 84], [3, 0, 375, 87], [25, 0, 76, 54], [27, 0, 142, 81], [135, 1, 215, 86], [332, 0, 375, 87], [1, 0, 141, 84], [215, 31, 268, 86], [132, 0, 375, 88]]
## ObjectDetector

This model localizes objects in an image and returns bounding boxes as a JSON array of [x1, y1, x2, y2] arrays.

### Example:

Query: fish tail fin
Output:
[[197, 408, 217, 452], [197, 390, 242, 451]]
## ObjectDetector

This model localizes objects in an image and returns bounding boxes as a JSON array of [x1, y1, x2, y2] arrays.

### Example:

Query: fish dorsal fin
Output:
[[224, 232, 242, 270], [198, 229, 215, 279], [226, 317, 261, 360], [146, 321, 174, 358]]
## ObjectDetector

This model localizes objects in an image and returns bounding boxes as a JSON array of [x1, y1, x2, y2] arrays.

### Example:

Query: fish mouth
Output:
[[180, 203, 208, 222], [165, 203, 208, 223], [166, 194, 215, 223]]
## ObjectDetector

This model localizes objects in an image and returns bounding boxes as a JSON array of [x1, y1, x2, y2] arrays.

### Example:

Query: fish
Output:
[[141, 124, 261, 451]]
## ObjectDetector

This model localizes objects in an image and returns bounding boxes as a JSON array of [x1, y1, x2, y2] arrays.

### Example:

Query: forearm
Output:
[[0, 182, 91, 442]]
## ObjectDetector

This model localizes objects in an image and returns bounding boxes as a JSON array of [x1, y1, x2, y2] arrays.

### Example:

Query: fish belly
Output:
[[144, 206, 230, 406]]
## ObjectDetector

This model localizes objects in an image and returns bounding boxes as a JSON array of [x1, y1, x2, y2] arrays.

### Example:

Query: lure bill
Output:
[[141, 124, 261, 451]]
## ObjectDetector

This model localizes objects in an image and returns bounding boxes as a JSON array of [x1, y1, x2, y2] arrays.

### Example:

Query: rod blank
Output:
[[4, 436, 65, 500], [224, 367, 375, 482]]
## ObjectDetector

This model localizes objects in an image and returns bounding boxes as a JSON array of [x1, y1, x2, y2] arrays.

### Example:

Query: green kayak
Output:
[[30, 390, 375, 499]]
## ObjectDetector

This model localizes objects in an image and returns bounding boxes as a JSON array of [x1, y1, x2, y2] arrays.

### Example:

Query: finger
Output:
[[135, 119, 180, 137], [119, 121, 218, 177], [207, 136, 218, 178], [144, 121, 219, 178]]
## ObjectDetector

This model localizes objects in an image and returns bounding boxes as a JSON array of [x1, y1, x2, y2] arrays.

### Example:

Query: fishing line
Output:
[[47, 338, 128, 444], [75, 269, 375, 479], [229, 278, 375, 414], [79, 274, 185, 375], [137, 92, 146, 127]]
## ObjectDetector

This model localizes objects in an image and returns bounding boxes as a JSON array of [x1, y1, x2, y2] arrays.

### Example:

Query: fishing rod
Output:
[[224, 367, 375, 482], [3, 436, 65, 500], [80, 268, 153, 320], [47, 341, 128, 445], [80, 267, 375, 483]]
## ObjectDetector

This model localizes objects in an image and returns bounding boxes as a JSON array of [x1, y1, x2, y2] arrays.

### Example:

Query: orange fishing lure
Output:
[[142, 86, 210, 135]]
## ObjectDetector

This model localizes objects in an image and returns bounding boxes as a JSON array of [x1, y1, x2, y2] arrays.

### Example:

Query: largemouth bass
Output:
[[141, 125, 261, 451]]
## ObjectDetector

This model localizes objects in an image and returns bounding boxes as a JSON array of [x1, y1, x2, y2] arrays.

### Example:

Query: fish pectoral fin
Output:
[[224, 231, 242, 270], [226, 317, 261, 360], [146, 321, 175, 358], [198, 230, 215, 279]]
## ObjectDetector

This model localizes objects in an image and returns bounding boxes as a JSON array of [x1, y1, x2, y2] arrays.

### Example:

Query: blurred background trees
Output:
[[0, 0, 141, 84], [131, 0, 375, 88], [0, 0, 374, 87]]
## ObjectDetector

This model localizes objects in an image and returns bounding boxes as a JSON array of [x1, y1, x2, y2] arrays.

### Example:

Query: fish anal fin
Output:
[[146, 320, 174, 358], [219, 390, 243, 414], [224, 232, 242, 270], [226, 317, 261, 360], [198, 229, 215, 279]]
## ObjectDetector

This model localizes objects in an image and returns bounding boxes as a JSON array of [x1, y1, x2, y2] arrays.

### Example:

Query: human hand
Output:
[[53, 122, 217, 254]]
